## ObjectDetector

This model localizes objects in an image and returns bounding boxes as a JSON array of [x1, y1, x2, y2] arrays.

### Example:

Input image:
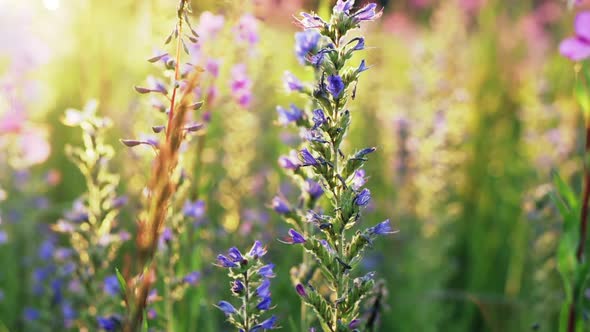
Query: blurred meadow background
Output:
[[0, 0, 588, 331]]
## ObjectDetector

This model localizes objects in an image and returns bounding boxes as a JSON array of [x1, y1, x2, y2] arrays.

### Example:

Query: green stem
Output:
[[165, 260, 175, 332], [243, 271, 250, 332]]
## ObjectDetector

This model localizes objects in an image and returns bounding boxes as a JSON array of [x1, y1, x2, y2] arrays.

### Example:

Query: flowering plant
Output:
[[274, 1, 394, 330]]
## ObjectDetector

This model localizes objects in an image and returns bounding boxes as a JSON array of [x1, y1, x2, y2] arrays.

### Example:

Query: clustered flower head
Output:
[[215, 241, 278, 331], [275, 0, 394, 330]]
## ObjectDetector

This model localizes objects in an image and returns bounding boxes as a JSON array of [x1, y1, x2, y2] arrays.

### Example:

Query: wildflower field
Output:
[[3, 0, 590, 331]]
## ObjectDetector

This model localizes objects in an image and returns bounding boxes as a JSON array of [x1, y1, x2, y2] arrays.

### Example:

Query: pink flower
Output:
[[234, 14, 259, 45], [0, 111, 26, 133], [196, 12, 225, 41], [18, 129, 51, 166], [560, 12, 590, 61]]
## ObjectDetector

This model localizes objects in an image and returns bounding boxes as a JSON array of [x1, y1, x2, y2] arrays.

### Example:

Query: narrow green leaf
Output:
[[115, 267, 127, 294]]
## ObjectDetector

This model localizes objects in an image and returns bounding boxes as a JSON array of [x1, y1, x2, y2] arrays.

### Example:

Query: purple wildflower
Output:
[[351, 169, 367, 190], [295, 30, 322, 64], [234, 14, 259, 45], [284, 71, 304, 92], [278, 151, 301, 170], [252, 315, 278, 331], [271, 196, 291, 214], [228, 247, 245, 263], [97, 316, 119, 331], [348, 37, 365, 51], [295, 284, 307, 297], [196, 12, 225, 41], [183, 271, 201, 285], [560, 12, 590, 61], [300, 148, 319, 166], [312, 109, 326, 129], [38, 239, 54, 260], [258, 264, 276, 278], [183, 200, 205, 219], [248, 240, 267, 258], [285, 229, 306, 244], [257, 296, 272, 310], [217, 254, 238, 268], [217, 301, 237, 315], [23, 308, 39, 321], [354, 188, 371, 206], [352, 3, 382, 22], [357, 59, 369, 73], [277, 105, 304, 126], [232, 280, 245, 294], [295, 12, 328, 30], [257, 279, 271, 298], [305, 180, 324, 199], [334, 0, 355, 14], [327, 75, 345, 98], [230, 64, 253, 109], [103, 275, 120, 296], [369, 219, 396, 235]]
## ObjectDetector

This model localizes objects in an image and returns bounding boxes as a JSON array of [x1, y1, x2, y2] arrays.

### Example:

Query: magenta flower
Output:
[[205, 59, 221, 78], [560, 12, 590, 61], [230, 64, 253, 108]]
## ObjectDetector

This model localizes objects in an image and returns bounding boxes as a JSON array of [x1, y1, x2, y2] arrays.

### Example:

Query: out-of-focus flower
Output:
[[230, 64, 253, 108], [206, 59, 221, 78], [196, 12, 225, 41], [183, 271, 201, 285], [304, 180, 324, 199], [0, 110, 26, 133], [23, 308, 39, 321], [17, 129, 51, 166], [283, 71, 304, 92], [295, 30, 321, 65], [183, 200, 205, 219], [234, 14, 259, 45], [103, 275, 120, 296], [276, 104, 303, 126], [271, 196, 291, 214], [560, 12, 590, 61]]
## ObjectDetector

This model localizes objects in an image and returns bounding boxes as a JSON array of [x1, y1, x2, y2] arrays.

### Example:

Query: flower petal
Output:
[[559, 37, 590, 61], [575, 12, 590, 41]]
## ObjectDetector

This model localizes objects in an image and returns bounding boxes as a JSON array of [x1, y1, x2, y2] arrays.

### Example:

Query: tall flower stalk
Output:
[[120, 1, 205, 330], [215, 241, 278, 332], [274, 1, 394, 331], [557, 10, 590, 332]]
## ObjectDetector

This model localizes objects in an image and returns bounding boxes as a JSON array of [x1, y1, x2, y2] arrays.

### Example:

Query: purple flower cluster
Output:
[[274, 0, 394, 329], [216, 241, 278, 331]]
